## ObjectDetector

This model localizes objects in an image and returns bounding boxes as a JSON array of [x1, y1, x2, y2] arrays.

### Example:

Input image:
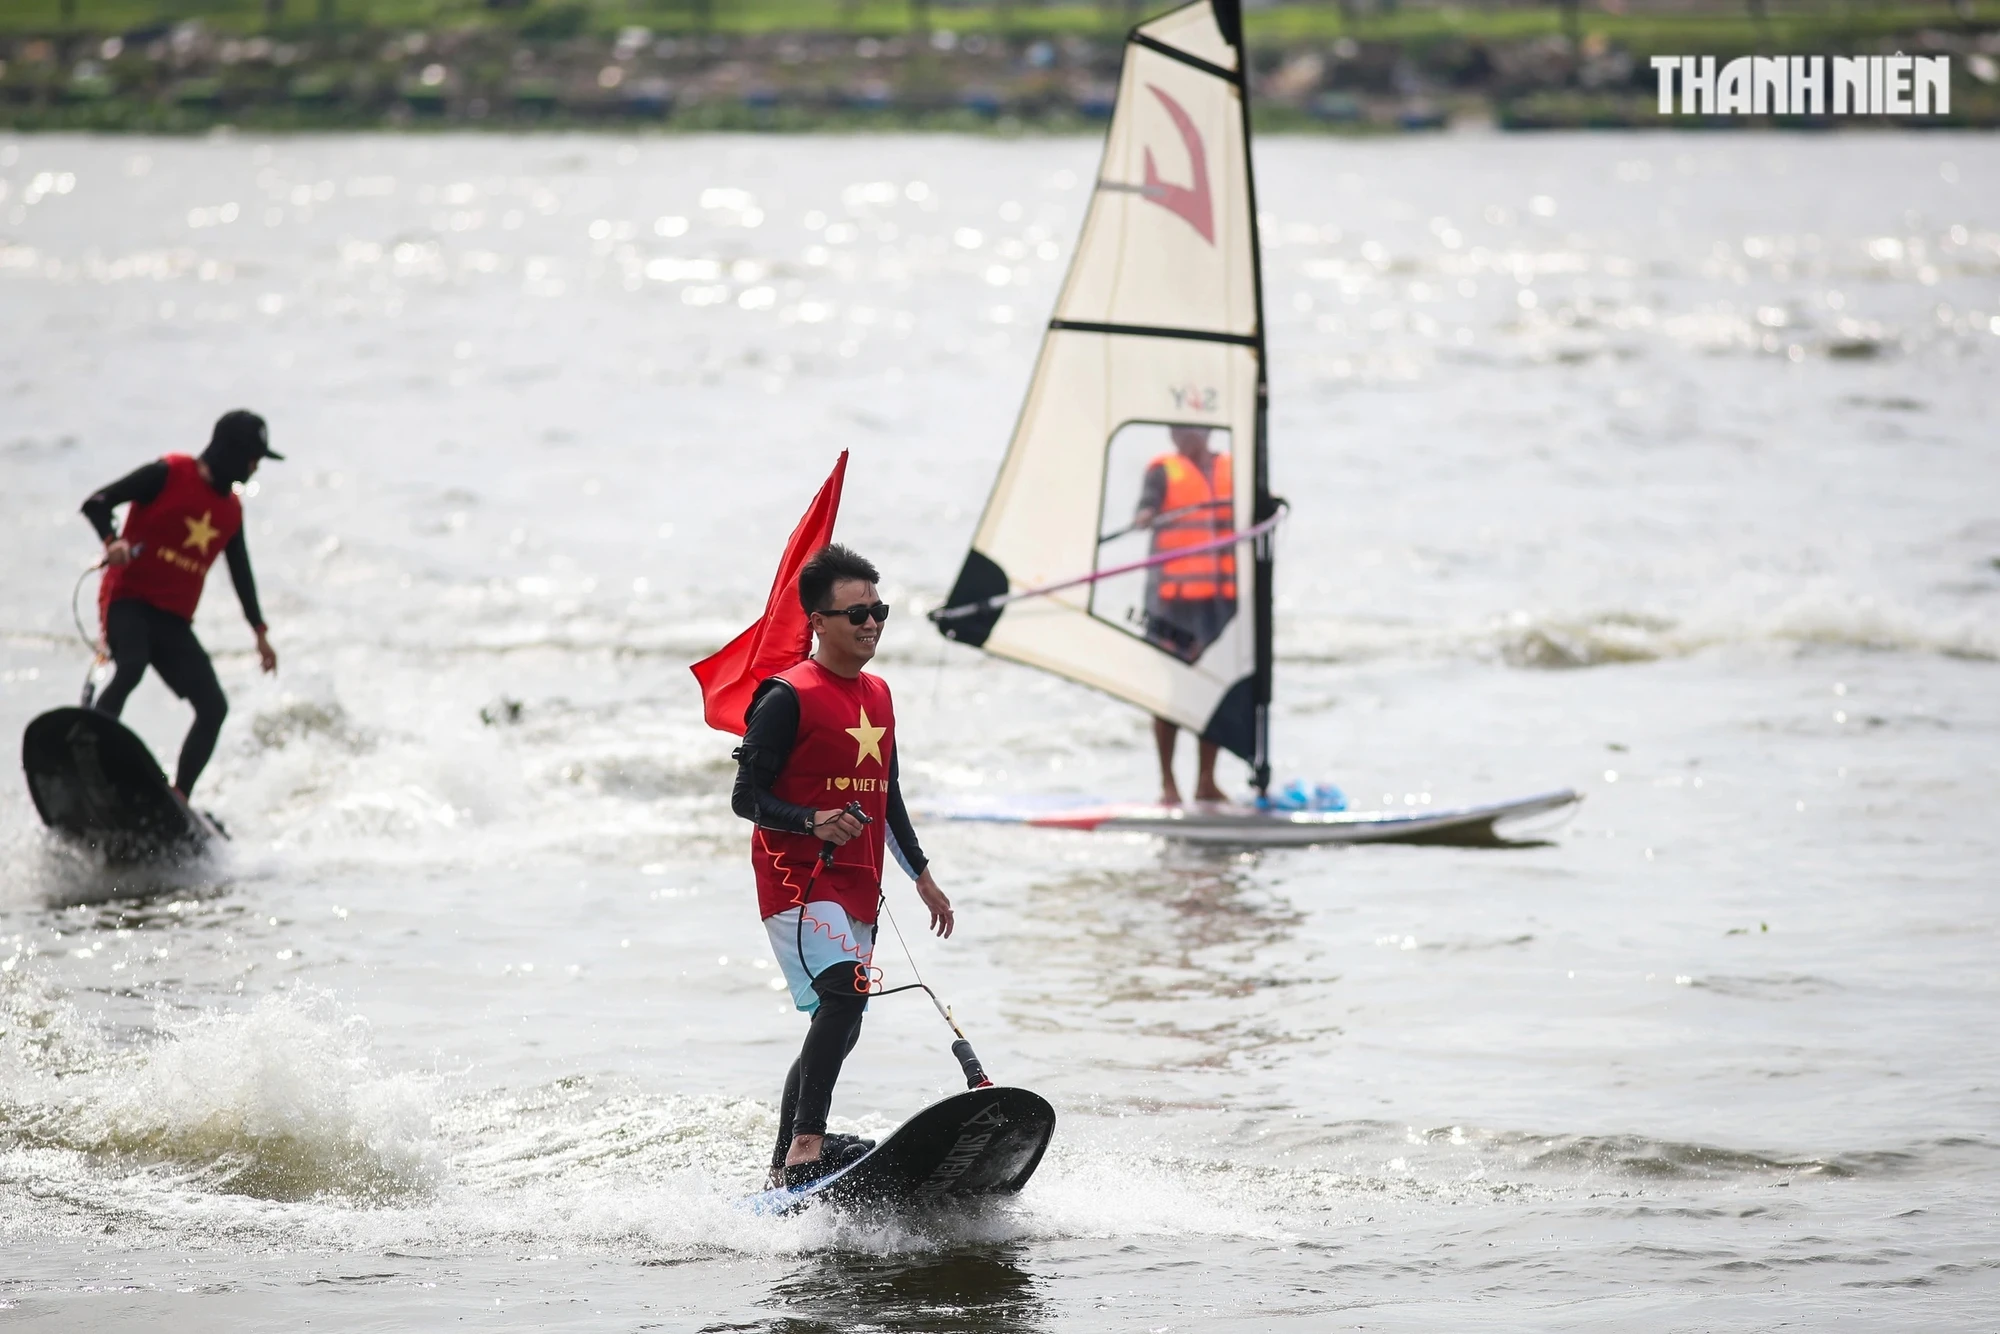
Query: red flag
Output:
[[690, 450, 848, 735]]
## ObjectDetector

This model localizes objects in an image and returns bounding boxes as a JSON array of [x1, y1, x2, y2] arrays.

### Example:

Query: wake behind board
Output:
[[742, 1086, 1055, 1218], [929, 788, 1581, 848], [22, 707, 223, 862]]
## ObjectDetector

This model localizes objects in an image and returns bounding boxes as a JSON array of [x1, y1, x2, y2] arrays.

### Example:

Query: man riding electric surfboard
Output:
[[730, 544, 955, 1190], [79, 409, 282, 799]]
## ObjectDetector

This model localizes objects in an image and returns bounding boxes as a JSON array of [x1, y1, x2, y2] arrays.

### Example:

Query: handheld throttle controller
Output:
[[952, 1039, 992, 1089], [816, 799, 871, 868]]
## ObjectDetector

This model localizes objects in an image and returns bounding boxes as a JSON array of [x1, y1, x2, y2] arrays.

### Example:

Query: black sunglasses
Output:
[[818, 601, 890, 626]]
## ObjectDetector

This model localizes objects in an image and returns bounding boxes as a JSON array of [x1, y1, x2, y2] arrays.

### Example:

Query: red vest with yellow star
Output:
[[100, 454, 243, 624], [753, 658, 895, 925]]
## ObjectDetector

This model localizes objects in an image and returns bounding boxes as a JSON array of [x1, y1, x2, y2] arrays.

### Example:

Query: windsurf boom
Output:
[[933, 0, 1278, 792]]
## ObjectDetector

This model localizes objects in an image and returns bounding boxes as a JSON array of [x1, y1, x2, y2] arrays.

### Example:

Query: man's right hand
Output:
[[812, 808, 866, 845], [102, 539, 135, 567]]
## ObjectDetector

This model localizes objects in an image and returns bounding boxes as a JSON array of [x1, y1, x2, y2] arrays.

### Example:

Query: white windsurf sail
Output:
[[932, 0, 1278, 791]]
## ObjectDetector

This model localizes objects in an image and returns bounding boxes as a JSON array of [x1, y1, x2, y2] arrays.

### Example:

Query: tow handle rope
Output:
[[795, 800, 991, 1090], [70, 560, 106, 656], [69, 553, 128, 709]]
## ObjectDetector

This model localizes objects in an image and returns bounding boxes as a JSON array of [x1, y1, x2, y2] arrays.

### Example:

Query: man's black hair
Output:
[[799, 544, 880, 614]]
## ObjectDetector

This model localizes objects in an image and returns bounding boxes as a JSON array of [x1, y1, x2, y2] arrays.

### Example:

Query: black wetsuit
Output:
[[82, 462, 265, 796], [732, 673, 928, 1175]]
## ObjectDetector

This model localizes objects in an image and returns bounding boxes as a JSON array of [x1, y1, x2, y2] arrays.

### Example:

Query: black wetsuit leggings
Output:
[[93, 599, 228, 797], [770, 960, 869, 1170]]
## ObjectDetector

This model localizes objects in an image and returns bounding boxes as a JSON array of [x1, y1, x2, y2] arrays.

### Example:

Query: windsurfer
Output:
[[1130, 426, 1235, 804], [731, 543, 956, 1189], [79, 410, 282, 798]]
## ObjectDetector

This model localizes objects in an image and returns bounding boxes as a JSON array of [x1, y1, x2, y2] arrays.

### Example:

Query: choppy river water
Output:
[[2, 130, 1997, 1329]]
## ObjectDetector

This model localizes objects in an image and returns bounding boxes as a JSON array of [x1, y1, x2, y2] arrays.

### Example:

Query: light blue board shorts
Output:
[[764, 900, 875, 1015]]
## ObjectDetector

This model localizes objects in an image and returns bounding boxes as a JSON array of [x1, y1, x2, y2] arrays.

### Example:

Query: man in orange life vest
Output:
[[80, 410, 281, 798], [730, 544, 954, 1189], [1130, 425, 1236, 805]]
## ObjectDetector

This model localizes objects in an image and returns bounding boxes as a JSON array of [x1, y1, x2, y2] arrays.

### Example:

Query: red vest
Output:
[[101, 455, 242, 624], [752, 658, 896, 925]]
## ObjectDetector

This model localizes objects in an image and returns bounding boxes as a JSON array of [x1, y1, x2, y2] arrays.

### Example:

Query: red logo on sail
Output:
[[1141, 84, 1214, 245]]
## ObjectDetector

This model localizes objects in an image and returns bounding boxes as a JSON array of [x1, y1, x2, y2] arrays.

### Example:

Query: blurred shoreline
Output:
[[3, 4, 1999, 133]]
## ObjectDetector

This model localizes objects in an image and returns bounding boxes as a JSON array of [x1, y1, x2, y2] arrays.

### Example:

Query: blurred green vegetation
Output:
[[4, 0, 1992, 41], [6, 3, 1993, 132]]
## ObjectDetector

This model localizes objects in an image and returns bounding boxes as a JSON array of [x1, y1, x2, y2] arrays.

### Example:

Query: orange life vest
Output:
[[1149, 451, 1235, 601]]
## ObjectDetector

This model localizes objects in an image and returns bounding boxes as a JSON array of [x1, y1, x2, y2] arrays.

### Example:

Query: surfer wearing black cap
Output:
[[731, 543, 955, 1190], [78, 409, 283, 798]]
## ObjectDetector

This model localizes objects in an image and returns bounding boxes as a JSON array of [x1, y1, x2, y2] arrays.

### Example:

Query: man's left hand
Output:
[[915, 869, 954, 939], [255, 628, 278, 674]]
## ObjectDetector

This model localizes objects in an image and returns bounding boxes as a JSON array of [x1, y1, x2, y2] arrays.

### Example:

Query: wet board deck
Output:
[[21, 707, 222, 862], [742, 1086, 1055, 1218], [926, 789, 1582, 848]]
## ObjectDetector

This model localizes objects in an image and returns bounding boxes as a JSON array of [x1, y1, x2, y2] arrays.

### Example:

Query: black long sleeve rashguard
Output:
[[730, 676, 929, 879], [82, 460, 267, 630]]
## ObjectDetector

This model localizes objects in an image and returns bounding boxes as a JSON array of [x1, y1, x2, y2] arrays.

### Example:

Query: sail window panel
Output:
[[1058, 51, 1256, 337], [1090, 423, 1238, 665]]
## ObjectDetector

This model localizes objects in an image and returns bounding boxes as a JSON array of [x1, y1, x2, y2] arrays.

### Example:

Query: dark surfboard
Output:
[[742, 1086, 1055, 1217], [22, 707, 222, 862]]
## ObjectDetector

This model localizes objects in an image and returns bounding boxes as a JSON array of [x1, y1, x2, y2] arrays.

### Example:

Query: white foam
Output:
[[0, 955, 1577, 1263], [1282, 587, 1997, 671], [0, 980, 438, 1205]]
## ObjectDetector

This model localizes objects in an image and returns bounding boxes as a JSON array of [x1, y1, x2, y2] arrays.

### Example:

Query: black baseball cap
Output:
[[213, 409, 284, 461]]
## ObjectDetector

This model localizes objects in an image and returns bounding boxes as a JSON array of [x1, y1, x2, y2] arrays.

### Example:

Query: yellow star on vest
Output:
[[182, 510, 220, 555], [846, 707, 886, 767]]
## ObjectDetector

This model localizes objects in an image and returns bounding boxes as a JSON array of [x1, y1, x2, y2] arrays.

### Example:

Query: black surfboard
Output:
[[743, 1086, 1055, 1216], [21, 707, 222, 862]]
